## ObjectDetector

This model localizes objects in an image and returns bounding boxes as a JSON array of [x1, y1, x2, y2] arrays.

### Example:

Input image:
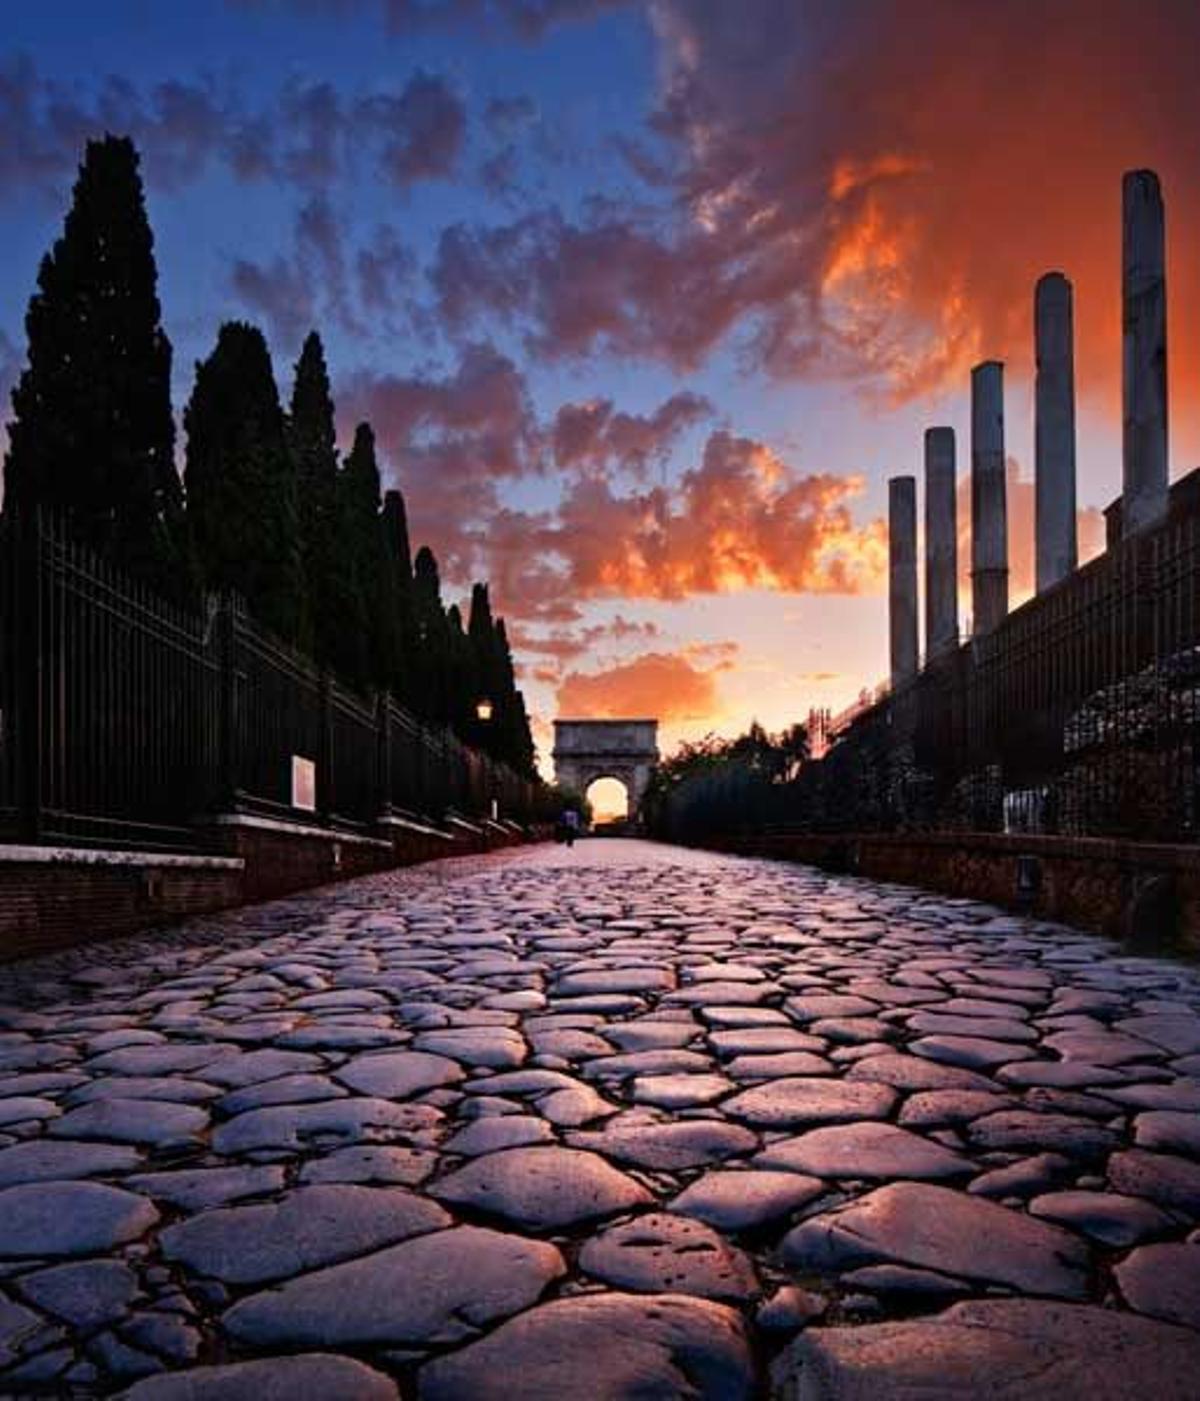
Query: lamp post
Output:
[[475, 698, 499, 821]]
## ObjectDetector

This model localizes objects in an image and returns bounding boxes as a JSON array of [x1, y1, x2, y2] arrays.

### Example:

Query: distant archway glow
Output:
[[587, 776, 629, 821]]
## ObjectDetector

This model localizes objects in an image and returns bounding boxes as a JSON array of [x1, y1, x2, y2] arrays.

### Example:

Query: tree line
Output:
[[2, 134, 536, 778]]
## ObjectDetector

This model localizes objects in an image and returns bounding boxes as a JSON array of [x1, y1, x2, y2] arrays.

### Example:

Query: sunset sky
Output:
[[5, 1, 1200, 782]]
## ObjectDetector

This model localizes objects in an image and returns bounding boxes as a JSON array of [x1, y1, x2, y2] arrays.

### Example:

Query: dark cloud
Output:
[[0, 58, 466, 201], [483, 94, 538, 138], [362, 72, 466, 186], [232, 0, 630, 41], [424, 0, 1200, 454], [231, 197, 414, 347], [551, 390, 711, 478]]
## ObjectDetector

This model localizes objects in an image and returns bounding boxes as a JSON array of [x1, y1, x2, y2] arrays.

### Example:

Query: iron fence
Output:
[[0, 508, 538, 850], [655, 484, 1200, 844]]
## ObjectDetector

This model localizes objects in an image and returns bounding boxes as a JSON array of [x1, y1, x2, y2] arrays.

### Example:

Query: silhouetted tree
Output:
[[4, 134, 181, 586], [183, 322, 302, 638], [381, 487, 416, 706], [288, 330, 346, 660], [411, 545, 449, 723], [338, 422, 392, 690]]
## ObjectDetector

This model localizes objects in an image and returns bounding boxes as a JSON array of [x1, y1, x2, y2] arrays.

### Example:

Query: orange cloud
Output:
[[439, 3, 1200, 463], [551, 431, 886, 603], [557, 650, 724, 724]]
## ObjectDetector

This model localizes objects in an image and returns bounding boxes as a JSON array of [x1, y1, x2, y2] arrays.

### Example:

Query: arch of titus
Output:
[[552, 719, 659, 820]]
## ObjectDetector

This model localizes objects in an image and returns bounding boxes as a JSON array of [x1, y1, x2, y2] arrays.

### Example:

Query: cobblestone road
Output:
[[2, 840, 1200, 1398]]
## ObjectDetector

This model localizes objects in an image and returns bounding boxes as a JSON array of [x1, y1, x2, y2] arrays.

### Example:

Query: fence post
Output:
[[216, 592, 240, 811], [377, 692, 391, 816], [317, 669, 333, 823], [13, 508, 44, 843]]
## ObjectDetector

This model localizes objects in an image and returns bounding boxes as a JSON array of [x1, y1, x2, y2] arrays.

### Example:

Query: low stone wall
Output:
[[0, 846, 244, 961], [1, 814, 539, 961], [694, 830, 1200, 955], [202, 814, 397, 903]]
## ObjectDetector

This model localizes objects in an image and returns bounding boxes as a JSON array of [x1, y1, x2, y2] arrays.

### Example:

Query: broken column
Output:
[[1122, 168, 1168, 535], [971, 360, 1008, 635], [924, 427, 958, 656], [889, 474, 918, 687], [1035, 272, 1077, 590]]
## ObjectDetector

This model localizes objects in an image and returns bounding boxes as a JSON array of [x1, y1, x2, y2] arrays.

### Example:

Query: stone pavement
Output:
[[1, 839, 1200, 1398]]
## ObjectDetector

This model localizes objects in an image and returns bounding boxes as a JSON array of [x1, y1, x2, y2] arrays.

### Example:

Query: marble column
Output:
[[924, 427, 958, 656], [889, 475, 918, 687], [1035, 273, 1078, 591], [971, 360, 1008, 635], [1122, 169, 1168, 536]]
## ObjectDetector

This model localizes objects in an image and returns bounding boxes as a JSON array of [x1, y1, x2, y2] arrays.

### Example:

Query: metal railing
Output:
[[0, 509, 538, 850], [656, 489, 1200, 845]]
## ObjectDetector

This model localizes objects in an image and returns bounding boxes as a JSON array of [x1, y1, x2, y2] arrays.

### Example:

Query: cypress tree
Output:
[[467, 581, 497, 718], [4, 134, 181, 586], [183, 322, 302, 639], [412, 545, 449, 724], [446, 603, 476, 740], [288, 331, 342, 660], [339, 422, 390, 691], [382, 487, 416, 707], [494, 617, 535, 775]]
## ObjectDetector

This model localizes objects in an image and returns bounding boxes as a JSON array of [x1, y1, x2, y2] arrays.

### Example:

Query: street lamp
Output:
[[474, 698, 499, 822]]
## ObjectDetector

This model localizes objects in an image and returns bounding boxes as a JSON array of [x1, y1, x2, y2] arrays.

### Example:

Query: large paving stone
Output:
[[417, 1292, 756, 1401], [1134, 1110, 1200, 1156], [758, 1123, 970, 1181], [580, 1209, 758, 1300], [121, 1353, 400, 1399], [200, 1049, 324, 1087], [781, 1182, 1089, 1297], [912, 1035, 1037, 1071], [223, 1225, 564, 1348], [965, 1110, 1117, 1159], [19, 1260, 138, 1328], [1108, 1149, 1200, 1213], [845, 1053, 996, 1092], [126, 1165, 285, 1211], [430, 1145, 651, 1229], [335, 1050, 464, 1098], [722, 1077, 895, 1128], [772, 1299, 1200, 1399], [414, 1028, 527, 1069], [0, 1181, 158, 1256], [569, 1118, 758, 1170], [1028, 1190, 1174, 1247], [1116, 1014, 1200, 1057], [1115, 1242, 1200, 1328], [671, 1168, 825, 1231], [161, 1184, 449, 1284], [553, 968, 674, 996], [297, 1145, 436, 1186], [49, 1098, 208, 1147], [211, 1098, 439, 1155], [0, 1139, 140, 1186]]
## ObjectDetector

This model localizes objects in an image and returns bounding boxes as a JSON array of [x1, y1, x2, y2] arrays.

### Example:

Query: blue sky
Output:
[[4, 1, 1198, 788]]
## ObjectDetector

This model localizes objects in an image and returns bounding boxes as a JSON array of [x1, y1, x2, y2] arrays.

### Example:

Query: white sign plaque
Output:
[[292, 755, 317, 811]]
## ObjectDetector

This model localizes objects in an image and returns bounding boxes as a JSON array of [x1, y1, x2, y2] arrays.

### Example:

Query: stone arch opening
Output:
[[586, 775, 630, 822], [553, 719, 659, 829]]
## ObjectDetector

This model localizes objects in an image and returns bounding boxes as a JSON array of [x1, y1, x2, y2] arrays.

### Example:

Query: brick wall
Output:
[[0, 859, 243, 961], [696, 830, 1200, 956], [1, 819, 541, 963]]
